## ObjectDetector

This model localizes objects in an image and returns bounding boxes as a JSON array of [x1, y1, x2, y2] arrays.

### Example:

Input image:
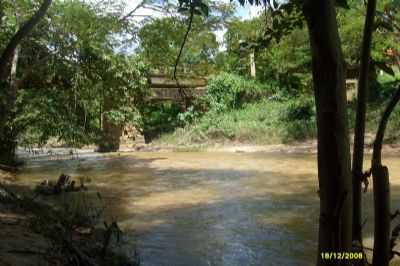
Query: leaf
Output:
[[375, 11, 395, 31], [199, 2, 209, 16], [374, 20, 394, 32], [374, 61, 395, 76]]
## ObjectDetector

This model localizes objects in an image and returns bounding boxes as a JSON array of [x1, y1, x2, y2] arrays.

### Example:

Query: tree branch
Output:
[[351, 0, 377, 250], [372, 86, 400, 166], [173, 7, 194, 105], [119, 0, 146, 22], [0, 0, 52, 81], [371, 85, 400, 266], [174, 6, 194, 81]]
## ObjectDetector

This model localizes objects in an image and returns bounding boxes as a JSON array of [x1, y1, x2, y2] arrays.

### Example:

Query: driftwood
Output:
[[35, 174, 88, 196]]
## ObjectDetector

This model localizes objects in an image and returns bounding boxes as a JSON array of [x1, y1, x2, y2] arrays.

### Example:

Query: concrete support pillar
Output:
[[250, 51, 256, 78]]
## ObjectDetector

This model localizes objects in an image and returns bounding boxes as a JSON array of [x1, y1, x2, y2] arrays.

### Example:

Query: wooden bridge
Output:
[[148, 74, 207, 101]]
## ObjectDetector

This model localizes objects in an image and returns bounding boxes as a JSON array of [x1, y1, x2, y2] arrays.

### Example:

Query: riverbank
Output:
[[149, 140, 400, 156], [15, 135, 400, 161], [147, 90, 400, 151], [0, 170, 139, 266]]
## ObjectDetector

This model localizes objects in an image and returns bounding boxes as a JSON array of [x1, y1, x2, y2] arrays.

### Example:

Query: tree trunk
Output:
[[302, 1, 352, 265], [0, 0, 52, 81], [0, 2, 22, 166], [352, 0, 377, 250], [370, 87, 400, 266], [372, 165, 390, 266], [0, 0, 52, 166]]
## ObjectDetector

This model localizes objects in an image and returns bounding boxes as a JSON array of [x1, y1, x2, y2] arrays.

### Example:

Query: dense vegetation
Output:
[[0, 0, 152, 162], [157, 73, 316, 144], [2, 0, 400, 153], [151, 0, 400, 146]]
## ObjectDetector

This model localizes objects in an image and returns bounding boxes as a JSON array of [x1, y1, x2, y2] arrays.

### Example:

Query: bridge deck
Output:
[[148, 75, 207, 101]]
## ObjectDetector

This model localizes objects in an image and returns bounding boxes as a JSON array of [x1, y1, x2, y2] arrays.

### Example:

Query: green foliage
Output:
[[157, 97, 316, 145], [177, 106, 200, 126], [278, 97, 316, 142], [279, 97, 315, 122], [205, 73, 272, 111], [221, 14, 312, 95], [140, 102, 183, 141], [137, 3, 234, 76], [0, 0, 149, 148], [4, 0, 400, 151]]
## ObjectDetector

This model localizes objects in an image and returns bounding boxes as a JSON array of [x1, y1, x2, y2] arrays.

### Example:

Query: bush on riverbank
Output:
[[156, 97, 317, 145], [154, 72, 400, 146], [154, 72, 316, 145], [153, 72, 316, 145], [204, 73, 273, 111]]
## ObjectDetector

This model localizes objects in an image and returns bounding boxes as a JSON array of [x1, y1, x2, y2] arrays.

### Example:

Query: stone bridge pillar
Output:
[[97, 98, 122, 152]]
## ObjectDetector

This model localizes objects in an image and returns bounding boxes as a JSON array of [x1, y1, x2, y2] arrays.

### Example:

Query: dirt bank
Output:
[[0, 170, 138, 266]]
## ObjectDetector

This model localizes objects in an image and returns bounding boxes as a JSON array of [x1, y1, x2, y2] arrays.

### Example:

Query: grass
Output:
[[154, 71, 400, 147], [155, 99, 317, 146], [155, 100, 400, 147]]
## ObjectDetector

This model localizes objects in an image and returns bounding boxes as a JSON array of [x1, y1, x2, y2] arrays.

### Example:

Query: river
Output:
[[15, 151, 400, 266]]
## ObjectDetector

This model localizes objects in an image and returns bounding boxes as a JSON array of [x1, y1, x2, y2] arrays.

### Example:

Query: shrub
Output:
[[177, 106, 200, 126], [279, 97, 315, 122], [156, 99, 316, 145], [278, 97, 316, 142], [205, 73, 273, 111], [281, 119, 316, 143]]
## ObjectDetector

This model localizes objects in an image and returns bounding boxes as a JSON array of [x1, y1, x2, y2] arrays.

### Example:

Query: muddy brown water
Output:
[[15, 151, 400, 266]]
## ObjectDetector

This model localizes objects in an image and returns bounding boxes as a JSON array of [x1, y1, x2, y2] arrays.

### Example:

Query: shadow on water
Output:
[[16, 152, 323, 266]]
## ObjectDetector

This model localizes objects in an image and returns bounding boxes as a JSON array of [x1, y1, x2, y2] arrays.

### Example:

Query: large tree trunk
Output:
[[352, 0, 377, 250], [0, 0, 52, 165], [302, 1, 352, 265], [0, 2, 22, 166]]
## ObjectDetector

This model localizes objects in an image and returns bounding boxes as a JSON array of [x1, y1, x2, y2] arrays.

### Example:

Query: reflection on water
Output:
[[15, 151, 400, 266]]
